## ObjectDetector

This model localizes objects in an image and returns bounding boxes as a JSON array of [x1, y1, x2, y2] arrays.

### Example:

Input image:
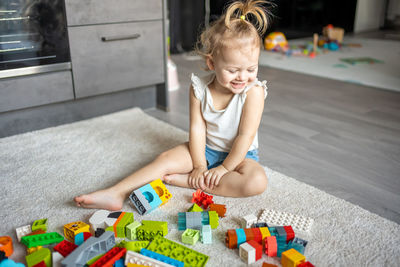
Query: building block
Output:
[[281, 248, 306, 267], [119, 240, 150, 252], [140, 248, 184, 267], [114, 258, 125, 267], [0, 251, 6, 262], [283, 226, 295, 242], [90, 247, 127, 267], [191, 189, 213, 209], [297, 261, 315, 267], [251, 227, 262, 243], [63, 221, 90, 243], [25, 248, 51, 267], [21, 232, 64, 248], [247, 240, 262, 261], [149, 179, 172, 206], [275, 226, 287, 243], [259, 227, 271, 239], [225, 229, 237, 249], [146, 235, 209, 267], [139, 184, 163, 210], [252, 222, 269, 228], [209, 204, 226, 217], [288, 237, 308, 254], [181, 229, 200, 245], [32, 219, 48, 232], [200, 225, 212, 244], [25, 230, 46, 236], [187, 204, 203, 212], [27, 246, 43, 255], [136, 221, 168, 241], [74, 232, 91, 246], [241, 214, 257, 229], [239, 242, 256, 264], [16, 225, 32, 241], [235, 229, 246, 248], [264, 236, 277, 257], [129, 189, 152, 215], [126, 221, 142, 240], [259, 209, 314, 233], [178, 211, 219, 230], [94, 228, 105, 238], [89, 210, 110, 231], [0, 236, 13, 257], [61, 231, 115, 267], [52, 252, 64, 267], [125, 250, 175, 267], [244, 228, 254, 242], [116, 212, 134, 238], [262, 263, 278, 267], [0, 259, 25, 267], [127, 264, 148, 267], [32, 261, 46, 267]]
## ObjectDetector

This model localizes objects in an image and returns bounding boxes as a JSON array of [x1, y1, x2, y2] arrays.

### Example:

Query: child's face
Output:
[[208, 40, 260, 94]]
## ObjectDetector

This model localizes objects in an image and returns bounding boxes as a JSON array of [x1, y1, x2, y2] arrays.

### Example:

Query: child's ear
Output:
[[206, 56, 215, 70]]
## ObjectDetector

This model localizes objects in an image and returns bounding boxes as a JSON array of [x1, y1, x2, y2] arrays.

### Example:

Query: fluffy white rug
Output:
[[1, 108, 399, 266], [259, 37, 400, 92]]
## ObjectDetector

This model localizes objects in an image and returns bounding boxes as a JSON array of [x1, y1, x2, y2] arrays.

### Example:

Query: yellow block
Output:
[[127, 264, 147, 267], [63, 221, 90, 242], [259, 227, 271, 239], [150, 179, 172, 205], [281, 248, 306, 267]]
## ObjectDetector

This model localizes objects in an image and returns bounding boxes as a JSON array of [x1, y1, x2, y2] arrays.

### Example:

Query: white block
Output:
[[241, 214, 257, 228], [239, 242, 256, 264], [124, 250, 175, 267], [89, 209, 110, 231], [259, 209, 314, 232], [52, 251, 64, 267], [15, 225, 32, 242]]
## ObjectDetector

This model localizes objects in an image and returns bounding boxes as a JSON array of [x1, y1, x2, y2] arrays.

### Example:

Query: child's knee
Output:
[[242, 171, 268, 196]]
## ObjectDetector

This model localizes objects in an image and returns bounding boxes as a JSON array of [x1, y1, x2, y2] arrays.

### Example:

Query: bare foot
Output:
[[74, 189, 124, 211], [163, 173, 191, 188]]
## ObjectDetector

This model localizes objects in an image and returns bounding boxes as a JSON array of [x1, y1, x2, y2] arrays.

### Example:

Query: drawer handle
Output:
[[101, 34, 141, 42]]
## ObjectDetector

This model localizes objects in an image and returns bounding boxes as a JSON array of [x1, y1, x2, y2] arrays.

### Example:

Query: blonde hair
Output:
[[196, 0, 271, 69]]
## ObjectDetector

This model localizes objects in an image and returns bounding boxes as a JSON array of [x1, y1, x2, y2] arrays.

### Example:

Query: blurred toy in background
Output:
[[322, 24, 344, 43], [264, 32, 289, 52]]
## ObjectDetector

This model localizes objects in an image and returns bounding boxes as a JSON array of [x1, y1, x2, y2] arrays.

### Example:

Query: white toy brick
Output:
[[241, 214, 257, 228], [201, 225, 212, 244], [89, 209, 110, 231], [124, 250, 174, 267], [239, 242, 256, 264], [259, 209, 314, 233], [16, 225, 32, 241], [52, 251, 64, 267]]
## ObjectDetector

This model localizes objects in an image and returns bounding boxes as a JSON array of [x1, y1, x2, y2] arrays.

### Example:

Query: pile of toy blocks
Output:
[[226, 211, 315, 266]]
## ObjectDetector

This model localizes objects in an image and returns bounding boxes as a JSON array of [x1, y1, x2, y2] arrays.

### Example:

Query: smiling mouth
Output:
[[231, 81, 246, 89]]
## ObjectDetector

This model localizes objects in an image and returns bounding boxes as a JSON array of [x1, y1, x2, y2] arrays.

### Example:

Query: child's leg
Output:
[[165, 159, 267, 197], [74, 142, 193, 210]]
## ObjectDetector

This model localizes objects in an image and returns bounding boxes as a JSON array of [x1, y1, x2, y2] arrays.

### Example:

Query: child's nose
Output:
[[237, 71, 246, 81]]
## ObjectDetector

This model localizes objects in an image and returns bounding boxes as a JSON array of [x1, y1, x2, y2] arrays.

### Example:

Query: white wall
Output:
[[354, 0, 386, 33]]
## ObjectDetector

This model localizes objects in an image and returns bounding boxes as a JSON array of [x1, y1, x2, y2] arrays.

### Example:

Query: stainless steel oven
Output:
[[0, 0, 70, 78]]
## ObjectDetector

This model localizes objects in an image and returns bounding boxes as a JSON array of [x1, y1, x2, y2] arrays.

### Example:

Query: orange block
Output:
[[226, 229, 237, 249], [209, 204, 226, 217], [0, 236, 13, 257]]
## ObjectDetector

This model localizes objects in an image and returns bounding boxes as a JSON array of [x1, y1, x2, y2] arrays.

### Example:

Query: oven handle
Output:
[[101, 34, 141, 42]]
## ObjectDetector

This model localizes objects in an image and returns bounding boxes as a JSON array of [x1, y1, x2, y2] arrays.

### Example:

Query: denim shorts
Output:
[[205, 146, 259, 169]]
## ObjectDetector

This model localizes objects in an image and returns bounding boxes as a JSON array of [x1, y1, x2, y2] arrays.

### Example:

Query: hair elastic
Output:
[[240, 15, 245, 21]]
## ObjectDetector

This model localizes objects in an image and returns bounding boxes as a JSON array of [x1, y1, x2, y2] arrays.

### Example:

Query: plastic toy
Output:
[[53, 240, 78, 257], [0, 259, 25, 267], [61, 231, 115, 267], [281, 248, 306, 267], [322, 24, 344, 43], [140, 248, 184, 267], [191, 189, 213, 209], [126, 221, 142, 240], [90, 247, 126, 267], [262, 263, 278, 267], [181, 229, 200, 245], [297, 261, 315, 267], [146, 235, 209, 267], [63, 221, 90, 243], [124, 250, 174, 267], [178, 211, 219, 230], [15, 225, 32, 242], [264, 32, 289, 52], [188, 203, 203, 212], [74, 232, 91, 245], [52, 252, 63, 267], [201, 225, 212, 244], [27, 246, 43, 255], [241, 214, 257, 228], [209, 203, 226, 217], [150, 179, 172, 205], [25, 248, 51, 267], [225, 226, 270, 248], [0, 236, 13, 257], [264, 236, 277, 257], [32, 219, 48, 232], [89, 209, 110, 231], [259, 209, 314, 232], [239, 240, 262, 264], [114, 212, 134, 238], [21, 232, 63, 248], [118, 240, 149, 252], [136, 220, 168, 241]]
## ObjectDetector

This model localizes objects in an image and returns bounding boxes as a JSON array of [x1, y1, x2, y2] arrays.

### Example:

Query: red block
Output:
[[251, 228, 262, 243], [90, 247, 126, 267], [191, 189, 214, 209], [244, 228, 254, 242], [247, 240, 262, 261], [53, 240, 78, 257], [32, 262, 46, 267], [283, 226, 295, 242], [264, 236, 277, 257], [262, 262, 278, 267], [297, 261, 315, 267]]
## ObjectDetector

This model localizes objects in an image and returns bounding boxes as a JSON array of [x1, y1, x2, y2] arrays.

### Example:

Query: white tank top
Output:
[[191, 73, 268, 152]]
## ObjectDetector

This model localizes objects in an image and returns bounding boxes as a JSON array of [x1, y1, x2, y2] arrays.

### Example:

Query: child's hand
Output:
[[204, 165, 229, 190], [189, 166, 208, 190]]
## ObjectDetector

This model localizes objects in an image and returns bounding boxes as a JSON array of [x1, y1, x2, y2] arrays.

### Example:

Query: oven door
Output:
[[0, 0, 70, 78]]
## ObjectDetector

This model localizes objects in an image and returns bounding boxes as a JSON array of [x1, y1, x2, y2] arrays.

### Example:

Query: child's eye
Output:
[[248, 69, 256, 73], [228, 70, 237, 74]]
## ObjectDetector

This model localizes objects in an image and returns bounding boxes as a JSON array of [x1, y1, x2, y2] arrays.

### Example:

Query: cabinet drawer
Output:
[[65, 0, 163, 26], [0, 71, 74, 113], [69, 21, 164, 98]]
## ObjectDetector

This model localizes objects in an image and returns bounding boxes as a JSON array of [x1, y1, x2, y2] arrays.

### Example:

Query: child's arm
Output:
[[204, 85, 265, 189], [188, 85, 208, 190]]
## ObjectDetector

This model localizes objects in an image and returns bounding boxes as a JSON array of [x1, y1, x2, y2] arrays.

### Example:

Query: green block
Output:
[[182, 229, 200, 245], [136, 221, 168, 241], [26, 248, 51, 267], [147, 235, 208, 267], [21, 232, 63, 248], [116, 212, 134, 238], [208, 211, 219, 229], [32, 218, 48, 232], [188, 204, 203, 212], [119, 240, 150, 252], [126, 221, 141, 240], [142, 220, 168, 236], [86, 254, 104, 265]]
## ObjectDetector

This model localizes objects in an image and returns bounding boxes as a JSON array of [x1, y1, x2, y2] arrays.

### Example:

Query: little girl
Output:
[[75, 0, 270, 211]]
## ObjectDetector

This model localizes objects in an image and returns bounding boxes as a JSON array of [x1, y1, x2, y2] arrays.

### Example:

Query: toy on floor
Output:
[[264, 32, 289, 52]]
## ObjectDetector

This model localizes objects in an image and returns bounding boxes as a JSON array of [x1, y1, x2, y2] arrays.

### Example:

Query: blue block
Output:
[[140, 248, 184, 267], [235, 228, 246, 248], [139, 184, 162, 210], [113, 258, 124, 267], [74, 232, 85, 246], [178, 212, 186, 230]]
